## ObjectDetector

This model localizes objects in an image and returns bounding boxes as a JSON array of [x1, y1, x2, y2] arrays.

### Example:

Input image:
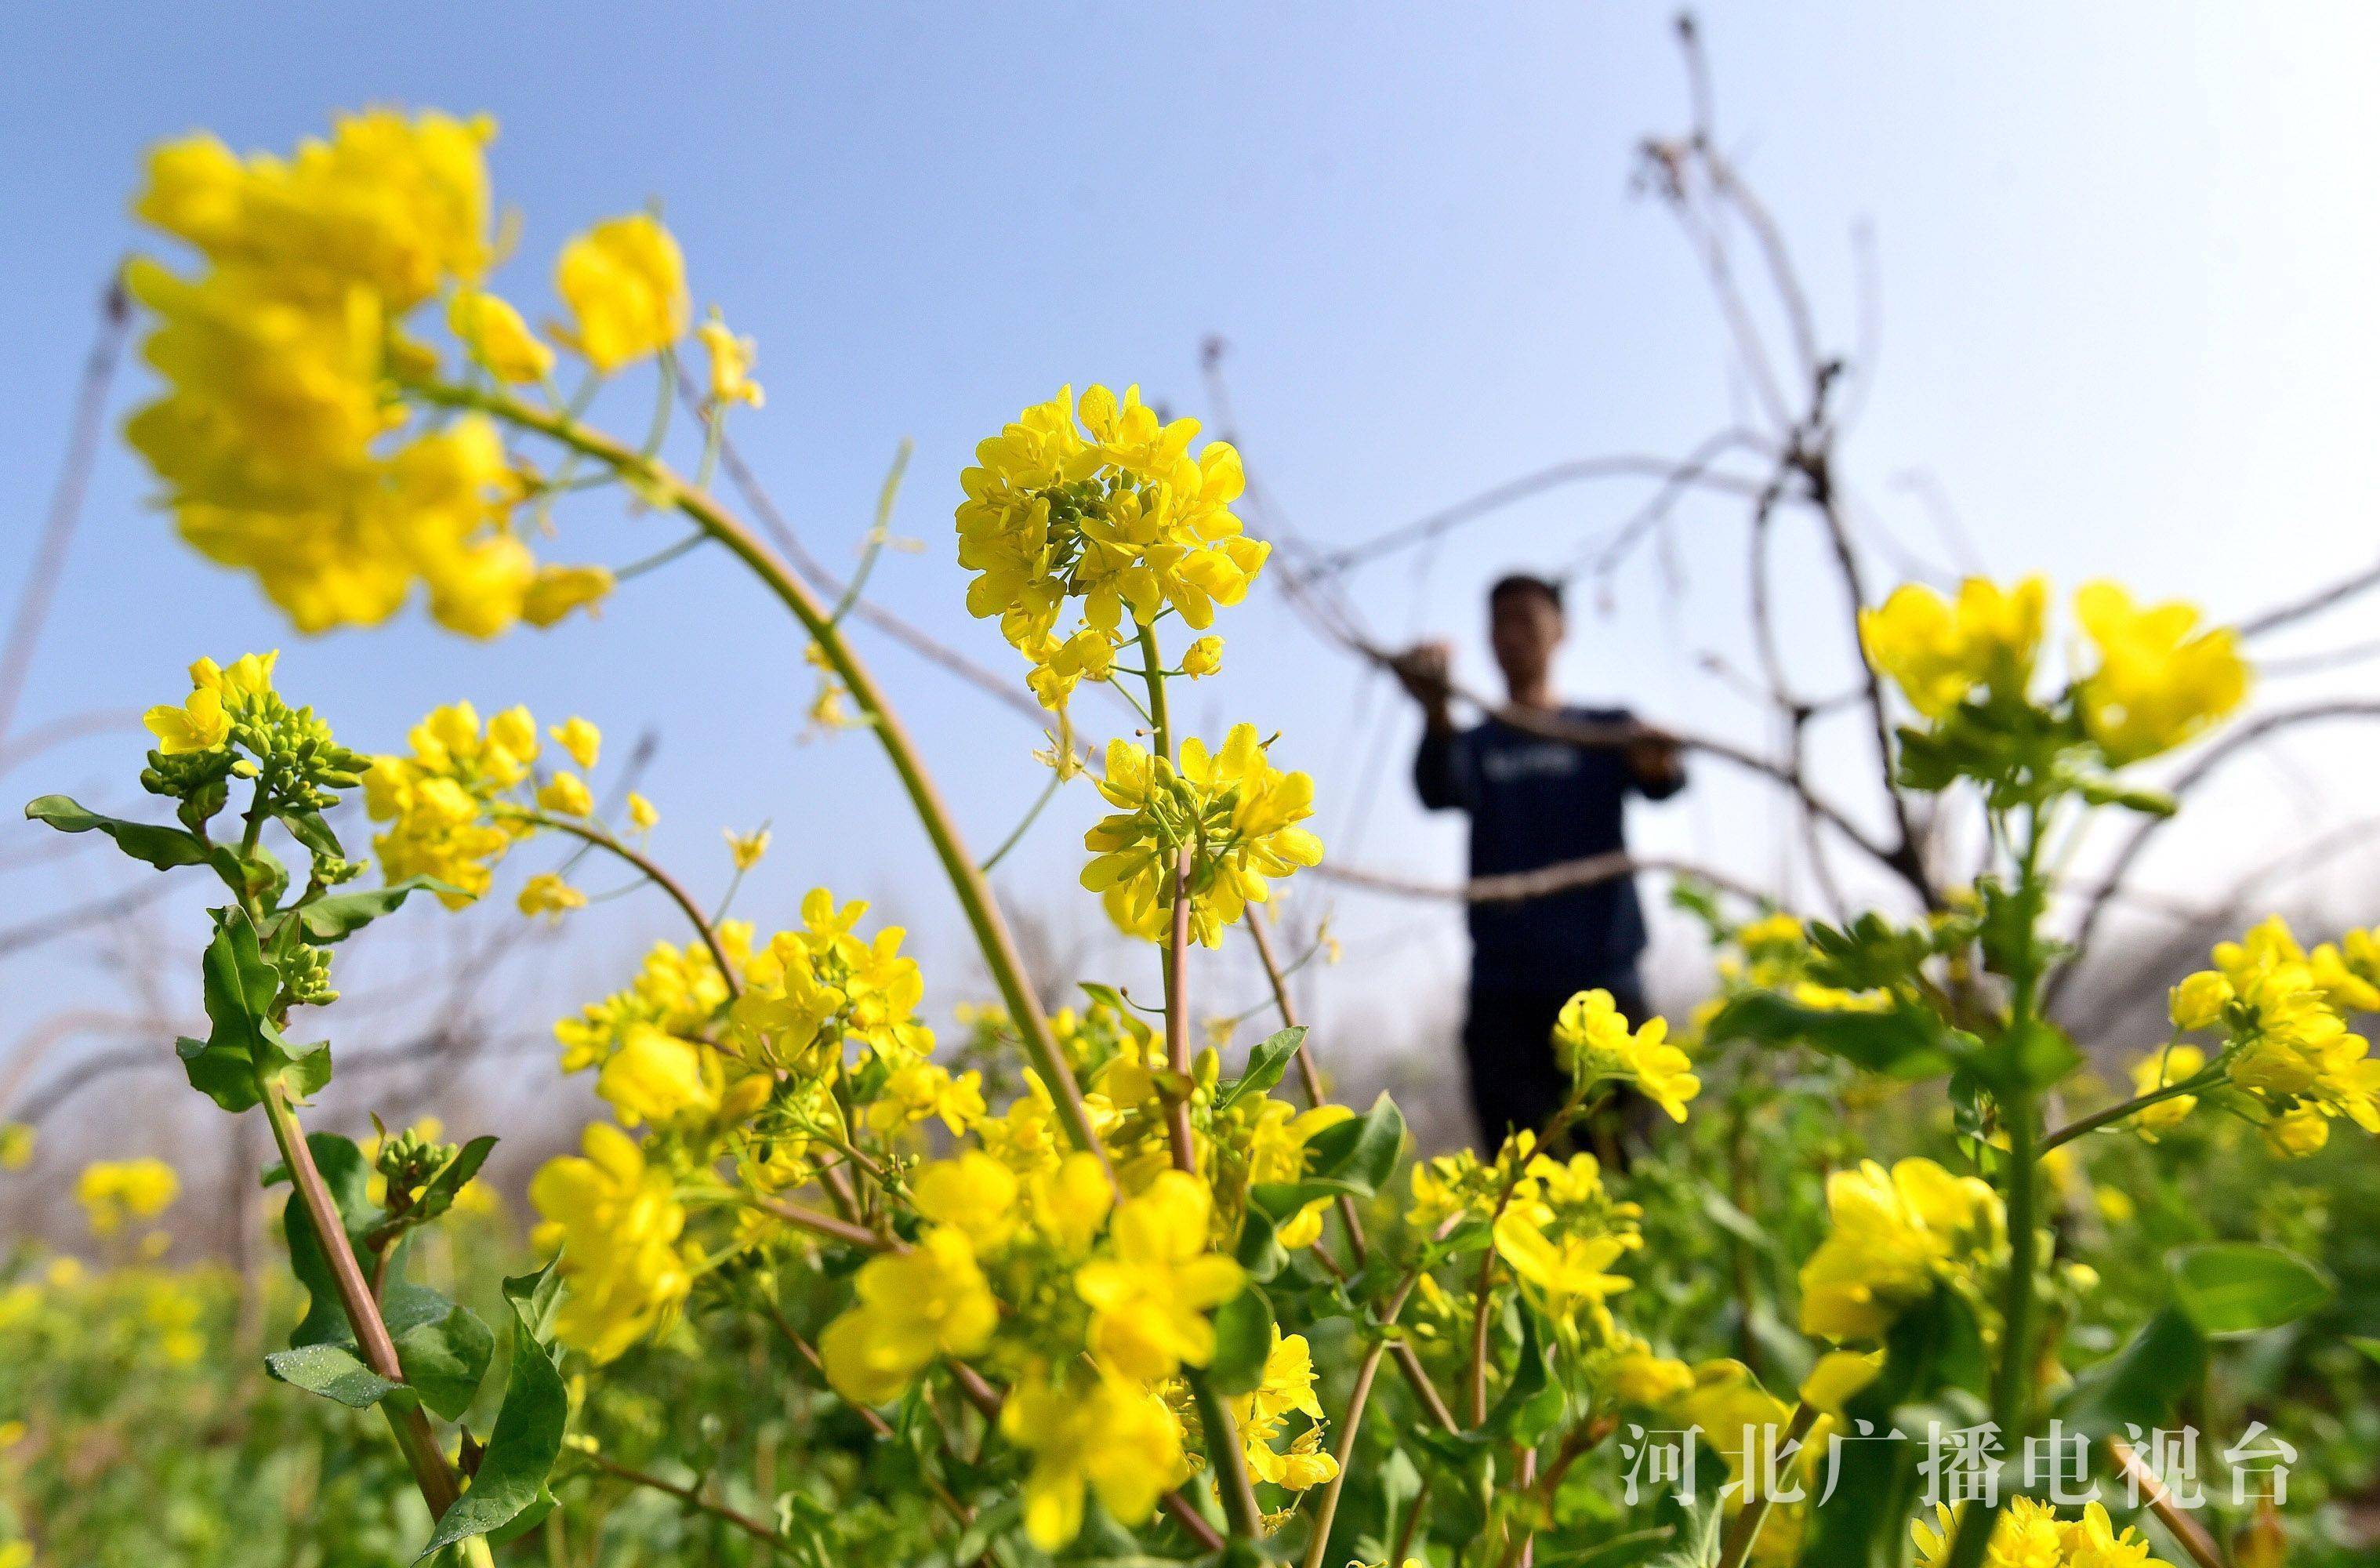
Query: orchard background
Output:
[[2, 8, 2378, 1568]]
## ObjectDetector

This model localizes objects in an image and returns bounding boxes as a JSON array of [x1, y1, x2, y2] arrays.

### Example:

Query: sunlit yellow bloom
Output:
[[1671, 1360, 1793, 1497], [76, 1158, 180, 1236], [1029, 1150, 1116, 1252], [726, 827, 771, 870], [554, 213, 688, 372], [143, 685, 230, 753], [956, 384, 1264, 706], [2263, 1103, 2331, 1157], [447, 288, 553, 383], [367, 701, 534, 904], [1002, 1371, 1188, 1550], [537, 771, 594, 817], [2126, 1045, 2205, 1138], [627, 791, 660, 833], [865, 1062, 987, 1138], [1493, 1204, 1634, 1312], [2204, 919, 2380, 1138], [529, 1123, 691, 1363], [1074, 1170, 1243, 1381], [731, 888, 932, 1069], [2073, 583, 2248, 764], [1082, 724, 1322, 946], [1799, 1157, 2004, 1341], [555, 924, 748, 1074], [1181, 635, 1223, 678], [1553, 989, 1698, 1121], [1736, 911, 1805, 949], [2168, 971, 2233, 1032], [1611, 1348, 1696, 1406], [549, 716, 601, 770], [1858, 576, 2047, 719], [595, 1025, 720, 1127], [911, 1152, 1018, 1252], [697, 308, 764, 407], [1912, 1497, 2168, 1568], [818, 1226, 996, 1406], [517, 871, 586, 921], [521, 561, 615, 627]]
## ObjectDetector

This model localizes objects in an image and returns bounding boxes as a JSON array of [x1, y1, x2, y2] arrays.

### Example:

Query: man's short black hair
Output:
[[1488, 573, 1564, 615]]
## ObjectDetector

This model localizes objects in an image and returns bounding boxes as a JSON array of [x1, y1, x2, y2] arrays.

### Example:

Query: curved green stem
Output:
[[2038, 1065, 2227, 1155], [414, 381, 1105, 1177], [512, 809, 740, 1000]]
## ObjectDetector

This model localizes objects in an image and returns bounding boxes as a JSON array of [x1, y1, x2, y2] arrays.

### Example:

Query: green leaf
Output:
[[1234, 1200, 1287, 1283], [411, 1135, 497, 1228], [1214, 1026, 1306, 1112], [2055, 1308, 2205, 1439], [2171, 1243, 2335, 1335], [1484, 1305, 1565, 1443], [2351, 1336, 2380, 1368], [1972, 1018, 2083, 1093], [1302, 1093, 1406, 1195], [265, 1341, 405, 1409], [281, 1133, 381, 1348], [290, 876, 459, 943], [1207, 1287, 1275, 1396], [419, 1257, 568, 1561], [276, 804, 345, 862], [24, 794, 214, 871], [176, 906, 321, 1112], [1704, 992, 1968, 1080], [383, 1284, 496, 1422]]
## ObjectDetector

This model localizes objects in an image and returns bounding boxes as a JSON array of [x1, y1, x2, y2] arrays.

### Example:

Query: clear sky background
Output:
[[5, 2, 2378, 1150]]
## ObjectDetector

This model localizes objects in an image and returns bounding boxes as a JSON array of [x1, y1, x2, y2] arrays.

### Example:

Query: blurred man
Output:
[[1394, 573, 1685, 1147]]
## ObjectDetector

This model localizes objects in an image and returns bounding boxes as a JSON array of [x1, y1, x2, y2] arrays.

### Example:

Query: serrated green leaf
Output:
[[24, 794, 214, 871], [419, 1257, 568, 1560], [1214, 1027, 1306, 1113], [2171, 1243, 2335, 1335], [291, 876, 459, 942], [1207, 1287, 1275, 1396]]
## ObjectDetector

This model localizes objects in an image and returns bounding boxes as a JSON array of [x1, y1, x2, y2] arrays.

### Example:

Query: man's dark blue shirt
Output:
[[1413, 706, 1684, 994]]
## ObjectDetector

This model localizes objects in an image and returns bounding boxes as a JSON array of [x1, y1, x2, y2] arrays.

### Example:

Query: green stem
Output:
[[1712, 1403, 1816, 1568], [2037, 1065, 2227, 1155], [827, 440, 911, 626], [1944, 807, 2052, 1568], [415, 382, 1105, 1178], [513, 810, 739, 1000], [1188, 1369, 1263, 1542], [259, 1081, 492, 1566], [978, 768, 1063, 874]]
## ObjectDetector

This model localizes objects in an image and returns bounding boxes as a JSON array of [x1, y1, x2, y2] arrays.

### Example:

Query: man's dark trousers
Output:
[[1460, 975, 1649, 1148]]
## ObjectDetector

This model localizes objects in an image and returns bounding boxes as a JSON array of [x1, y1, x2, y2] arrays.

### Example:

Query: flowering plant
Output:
[[10, 106, 2374, 1568]]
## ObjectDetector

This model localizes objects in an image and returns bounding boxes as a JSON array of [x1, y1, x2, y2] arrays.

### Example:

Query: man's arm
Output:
[[1621, 725, 1687, 800], [1393, 641, 1468, 811]]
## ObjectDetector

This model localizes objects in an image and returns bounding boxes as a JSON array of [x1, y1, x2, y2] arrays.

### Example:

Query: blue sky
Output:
[[5, 2, 2378, 1116]]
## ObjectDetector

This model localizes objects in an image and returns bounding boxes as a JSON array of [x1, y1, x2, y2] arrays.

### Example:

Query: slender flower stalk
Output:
[[411, 380, 1108, 1178]]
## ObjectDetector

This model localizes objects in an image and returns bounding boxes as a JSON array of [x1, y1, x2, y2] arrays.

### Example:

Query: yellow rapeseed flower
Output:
[[595, 1025, 720, 1127], [76, 1158, 180, 1236], [1858, 576, 2048, 719], [697, 308, 764, 407], [2126, 1044, 2205, 1138], [554, 213, 688, 372], [528, 1123, 692, 1363], [817, 1226, 997, 1406], [1073, 1170, 1243, 1382], [1798, 1157, 2003, 1342], [549, 716, 602, 769], [1082, 724, 1322, 947], [517, 871, 586, 921], [1001, 1371, 1188, 1550], [1553, 989, 1699, 1122], [447, 288, 553, 384], [2073, 582, 2248, 764]]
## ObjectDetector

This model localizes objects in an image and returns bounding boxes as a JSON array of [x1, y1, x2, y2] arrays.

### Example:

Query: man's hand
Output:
[[1623, 729, 1686, 794], [1390, 641, 1456, 731]]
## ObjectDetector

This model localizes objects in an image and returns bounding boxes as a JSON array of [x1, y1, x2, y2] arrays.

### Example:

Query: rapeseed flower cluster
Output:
[[125, 111, 738, 639], [2152, 916, 2380, 1156], [528, 1123, 692, 1364], [1798, 1157, 2005, 1342], [1859, 575, 2248, 765], [1552, 988, 1701, 1122], [363, 702, 612, 909], [1913, 1497, 2170, 1568], [956, 385, 1264, 716], [1082, 724, 1322, 946], [75, 1159, 181, 1238]]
